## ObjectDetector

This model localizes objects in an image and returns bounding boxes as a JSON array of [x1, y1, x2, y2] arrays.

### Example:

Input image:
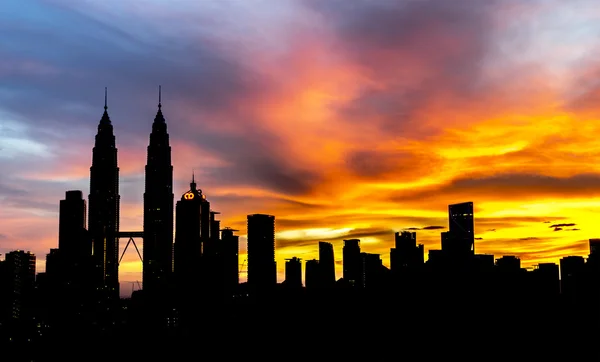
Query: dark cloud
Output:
[[553, 227, 563, 232], [1, 1, 320, 198], [570, 228, 580, 231], [390, 173, 600, 203], [0, 176, 70, 213], [305, 0, 503, 135], [403, 225, 445, 231], [475, 237, 483, 240], [422, 226, 445, 230], [344, 149, 442, 181], [550, 223, 576, 228], [520, 237, 540, 241]]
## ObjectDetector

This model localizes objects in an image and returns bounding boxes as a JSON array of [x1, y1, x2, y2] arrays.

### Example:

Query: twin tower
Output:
[[89, 87, 177, 298]]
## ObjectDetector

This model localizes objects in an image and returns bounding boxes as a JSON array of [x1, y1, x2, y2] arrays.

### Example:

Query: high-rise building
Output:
[[318, 241, 336, 285], [361, 252, 383, 288], [305, 259, 320, 289], [343, 239, 362, 287], [390, 231, 424, 274], [247, 214, 276, 291], [88, 89, 120, 299], [4, 251, 36, 320], [284, 257, 302, 288], [174, 177, 205, 288], [59, 191, 92, 287], [143, 87, 174, 293], [210, 211, 220, 242], [447, 202, 475, 254], [59, 191, 87, 256], [220, 227, 240, 292], [560, 256, 585, 299]]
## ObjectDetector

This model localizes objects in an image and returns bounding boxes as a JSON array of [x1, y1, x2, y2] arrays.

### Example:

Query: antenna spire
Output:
[[104, 87, 108, 110], [158, 85, 162, 109], [191, 169, 197, 191]]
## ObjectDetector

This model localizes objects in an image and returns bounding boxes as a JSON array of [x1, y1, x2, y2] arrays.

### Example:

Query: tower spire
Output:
[[158, 85, 161, 109], [191, 170, 197, 191], [99, 87, 111, 126]]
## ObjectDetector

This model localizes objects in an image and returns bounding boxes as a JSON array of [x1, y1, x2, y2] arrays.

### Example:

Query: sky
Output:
[[2, 0, 600, 297]]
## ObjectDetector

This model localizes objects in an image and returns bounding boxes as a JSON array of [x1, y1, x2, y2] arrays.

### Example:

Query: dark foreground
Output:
[[2, 290, 599, 361]]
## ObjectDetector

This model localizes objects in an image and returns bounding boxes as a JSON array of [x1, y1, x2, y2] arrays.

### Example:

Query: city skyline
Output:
[[3, 0, 600, 298]]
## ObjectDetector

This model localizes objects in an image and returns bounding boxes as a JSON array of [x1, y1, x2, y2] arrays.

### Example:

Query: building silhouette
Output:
[[58, 191, 92, 289], [343, 238, 362, 287], [318, 241, 336, 286], [247, 214, 276, 292], [560, 256, 586, 300], [174, 176, 204, 290], [88, 89, 120, 299], [220, 227, 240, 293], [143, 87, 174, 293], [390, 231, 424, 275], [284, 257, 302, 288], [3, 251, 36, 320], [305, 259, 320, 289], [445, 202, 475, 256]]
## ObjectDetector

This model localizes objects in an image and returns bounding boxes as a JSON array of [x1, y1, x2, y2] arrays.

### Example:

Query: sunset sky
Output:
[[2, 0, 600, 297]]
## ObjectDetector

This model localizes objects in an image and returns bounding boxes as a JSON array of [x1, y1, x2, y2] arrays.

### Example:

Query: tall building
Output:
[[59, 191, 87, 257], [390, 231, 424, 274], [143, 86, 174, 293], [284, 257, 302, 288], [4, 251, 36, 320], [220, 227, 240, 292], [174, 177, 205, 288], [318, 241, 336, 285], [343, 239, 362, 287], [560, 256, 585, 299], [58, 191, 92, 287], [447, 202, 475, 255], [247, 214, 276, 291], [88, 89, 120, 299], [305, 259, 320, 289], [361, 253, 383, 288], [210, 211, 220, 242]]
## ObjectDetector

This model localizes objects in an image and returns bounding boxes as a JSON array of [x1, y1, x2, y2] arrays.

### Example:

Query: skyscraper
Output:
[[88, 89, 120, 299], [143, 86, 174, 293], [220, 227, 240, 292], [247, 214, 276, 291], [390, 231, 424, 274], [343, 239, 362, 287], [305, 259, 320, 289], [447, 202, 475, 255], [58, 190, 91, 288], [4, 251, 36, 320], [318, 241, 336, 285], [284, 257, 302, 288], [174, 176, 205, 288]]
